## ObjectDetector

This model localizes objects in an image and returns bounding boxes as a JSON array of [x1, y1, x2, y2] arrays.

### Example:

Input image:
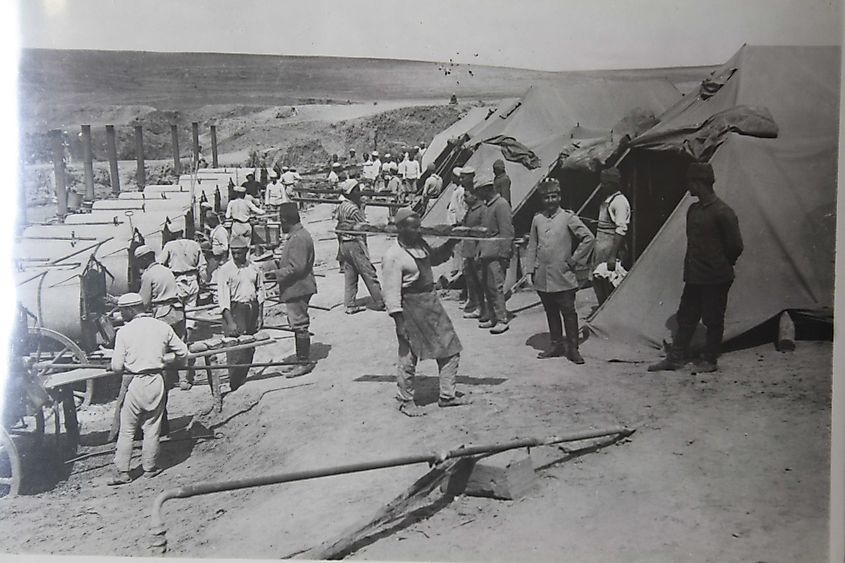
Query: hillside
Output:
[[19, 49, 713, 128]]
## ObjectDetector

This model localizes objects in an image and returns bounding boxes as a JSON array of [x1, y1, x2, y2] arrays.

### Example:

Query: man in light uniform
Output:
[[159, 217, 207, 389], [275, 202, 317, 378], [328, 162, 342, 187], [226, 185, 264, 247], [591, 167, 631, 306], [335, 179, 386, 314], [526, 180, 594, 363], [446, 167, 467, 225], [136, 244, 185, 390], [265, 169, 287, 211], [205, 212, 229, 284], [217, 237, 266, 392], [402, 152, 421, 195], [382, 208, 467, 417], [109, 293, 188, 485], [369, 151, 382, 181]]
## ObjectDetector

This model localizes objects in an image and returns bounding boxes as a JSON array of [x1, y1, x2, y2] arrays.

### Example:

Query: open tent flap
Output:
[[422, 106, 495, 170], [587, 134, 837, 348]]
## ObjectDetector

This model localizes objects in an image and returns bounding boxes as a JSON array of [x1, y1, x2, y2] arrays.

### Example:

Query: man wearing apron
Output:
[[592, 167, 631, 306], [382, 208, 468, 417]]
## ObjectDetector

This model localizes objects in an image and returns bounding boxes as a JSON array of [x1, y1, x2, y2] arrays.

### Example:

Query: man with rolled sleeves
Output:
[[476, 175, 515, 334], [275, 202, 317, 378], [592, 167, 631, 306], [205, 211, 229, 284], [526, 180, 595, 363], [649, 162, 743, 373], [382, 208, 466, 417], [109, 293, 188, 485], [159, 217, 207, 389], [217, 238, 266, 391]]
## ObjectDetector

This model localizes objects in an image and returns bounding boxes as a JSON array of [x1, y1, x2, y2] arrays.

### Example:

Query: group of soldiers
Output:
[[110, 191, 317, 484], [109, 149, 744, 479]]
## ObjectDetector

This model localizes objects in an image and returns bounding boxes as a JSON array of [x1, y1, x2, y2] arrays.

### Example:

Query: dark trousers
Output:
[[673, 282, 732, 362], [480, 258, 509, 324], [537, 289, 578, 344], [462, 257, 486, 316], [340, 240, 385, 309], [228, 301, 260, 390]]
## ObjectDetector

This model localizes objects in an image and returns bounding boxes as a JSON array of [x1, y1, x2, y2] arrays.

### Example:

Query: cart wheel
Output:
[[28, 327, 92, 409], [0, 427, 22, 498]]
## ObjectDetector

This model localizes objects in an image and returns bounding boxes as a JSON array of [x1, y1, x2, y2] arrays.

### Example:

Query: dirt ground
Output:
[[0, 202, 831, 562]]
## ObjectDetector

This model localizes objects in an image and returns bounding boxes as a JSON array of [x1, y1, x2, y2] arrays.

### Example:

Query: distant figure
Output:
[[196, 145, 208, 169], [265, 169, 287, 210], [418, 142, 427, 161], [402, 151, 421, 193], [281, 167, 303, 207], [328, 162, 342, 187], [241, 173, 261, 198], [226, 185, 264, 247], [492, 159, 511, 205], [205, 212, 229, 283], [335, 179, 386, 315], [649, 162, 743, 374], [446, 166, 466, 226], [450, 94, 458, 104], [591, 167, 631, 306]]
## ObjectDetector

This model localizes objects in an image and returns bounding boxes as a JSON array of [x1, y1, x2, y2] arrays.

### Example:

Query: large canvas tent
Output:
[[588, 45, 839, 348], [422, 78, 681, 227]]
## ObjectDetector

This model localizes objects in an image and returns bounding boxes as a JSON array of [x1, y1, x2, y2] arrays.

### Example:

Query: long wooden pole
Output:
[[191, 122, 200, 168], [210, 125, 219, 168], [49, 129, 68, 218], [170, 124, 181, 175], [105, 125, 121, 195], [80, 124, 95, 202], [134, 124, 145, 190]]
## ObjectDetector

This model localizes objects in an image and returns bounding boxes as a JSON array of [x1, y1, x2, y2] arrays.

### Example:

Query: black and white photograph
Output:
[[0, 0, 842, 561]]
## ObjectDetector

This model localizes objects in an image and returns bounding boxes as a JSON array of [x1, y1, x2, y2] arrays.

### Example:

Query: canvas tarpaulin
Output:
[[587, 134, 837, 348], [477, 135, 541, 169], [630, 104, 779, 161]]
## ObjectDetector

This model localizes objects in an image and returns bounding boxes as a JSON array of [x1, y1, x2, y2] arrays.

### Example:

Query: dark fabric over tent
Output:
[[632, 105, 778, 161], [479, 135, 541, 169], [588, 135, 837, 348]]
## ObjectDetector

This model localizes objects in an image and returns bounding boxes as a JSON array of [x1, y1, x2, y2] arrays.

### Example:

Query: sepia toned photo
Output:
[[1, 1, 841, 561]]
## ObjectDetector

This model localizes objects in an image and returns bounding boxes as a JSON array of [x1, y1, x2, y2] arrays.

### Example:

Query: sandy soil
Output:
[[0, 203, 831, 562]]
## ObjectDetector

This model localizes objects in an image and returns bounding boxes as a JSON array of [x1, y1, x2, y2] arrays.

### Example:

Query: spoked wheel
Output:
[[0, 427, 22, 498], [27, 327, 91, 409]]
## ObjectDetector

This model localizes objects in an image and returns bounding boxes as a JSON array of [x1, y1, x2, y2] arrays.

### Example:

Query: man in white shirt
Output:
[[592, 167, 631, 306], [328, 162, 341, 187], [403, 154, 421, 193], [226, 185, 264, 247], [205, 212, 229, 283], [109, 293, 188, 485], [370, 151, 382, 179], [265, 170, 287, 210], [446, 167, 466, 225]]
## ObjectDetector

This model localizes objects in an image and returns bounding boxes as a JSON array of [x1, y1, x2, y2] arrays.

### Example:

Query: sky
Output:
[[17, 0, 845, 71]]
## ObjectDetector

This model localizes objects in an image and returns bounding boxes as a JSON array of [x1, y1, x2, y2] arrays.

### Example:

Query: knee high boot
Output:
[[286, 332, 314, 379], [563, 314, 584, 364]]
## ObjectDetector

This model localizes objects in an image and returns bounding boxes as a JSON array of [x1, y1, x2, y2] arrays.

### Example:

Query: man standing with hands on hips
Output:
[[526, 180, 594, 363]]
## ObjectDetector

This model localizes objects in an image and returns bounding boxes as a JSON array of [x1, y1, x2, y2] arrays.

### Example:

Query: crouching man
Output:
[[110, 293, 188, 485], [381, 208, 468, 417]]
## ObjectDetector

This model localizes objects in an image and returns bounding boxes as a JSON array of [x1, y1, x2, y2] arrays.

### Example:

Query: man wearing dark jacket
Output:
[[475, 175, 515, 334], [276, 202, 318, 378], [649, 162, 743, 373], [492, 159, 511, 205]]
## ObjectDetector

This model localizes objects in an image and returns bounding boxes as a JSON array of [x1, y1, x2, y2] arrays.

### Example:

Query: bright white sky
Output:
[[19, 0, 843, 71]]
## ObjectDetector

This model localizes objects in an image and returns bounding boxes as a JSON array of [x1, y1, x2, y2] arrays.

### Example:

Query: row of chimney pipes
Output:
[[47, 122, 220, 217]]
